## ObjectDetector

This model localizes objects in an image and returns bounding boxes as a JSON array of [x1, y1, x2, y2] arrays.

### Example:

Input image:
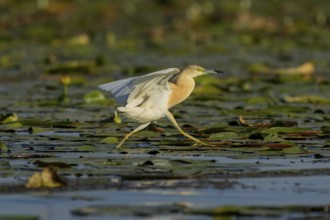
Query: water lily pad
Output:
[[84, 90, 106, 104], [282, 146, 308, 154], [0, 142, 8, 152], [283, 95, 330, 104], [263, 133, 294, 145], [191, 204, 326, 217], [78, 145, 96, 151], [262, 127, 310, 134], [0, 215, 38, 220], [208, 132, 239, 141], [100, 137, 118, 144], [71, 203, 187, 217], [0, 113, 18, 124]]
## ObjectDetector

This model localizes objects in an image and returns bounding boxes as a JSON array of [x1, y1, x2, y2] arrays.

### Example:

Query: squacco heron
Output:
[[99, 65, 221, 148]]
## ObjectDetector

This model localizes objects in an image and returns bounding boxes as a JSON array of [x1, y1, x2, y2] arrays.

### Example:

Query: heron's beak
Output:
[[205, 69, 224, 74]]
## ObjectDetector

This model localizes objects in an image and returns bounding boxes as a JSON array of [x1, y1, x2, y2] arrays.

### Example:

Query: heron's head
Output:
[[183, 65, 223, 77]]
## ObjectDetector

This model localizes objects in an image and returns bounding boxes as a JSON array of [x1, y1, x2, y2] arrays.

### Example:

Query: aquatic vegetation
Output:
[[0, 1, 330, 219]]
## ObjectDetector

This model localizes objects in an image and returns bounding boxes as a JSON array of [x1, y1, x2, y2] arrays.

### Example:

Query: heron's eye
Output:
[[196, 66, 205, 72]]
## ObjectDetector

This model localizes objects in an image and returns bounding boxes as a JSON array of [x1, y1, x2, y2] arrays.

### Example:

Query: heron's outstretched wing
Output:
[[98, 68, 179, 104]]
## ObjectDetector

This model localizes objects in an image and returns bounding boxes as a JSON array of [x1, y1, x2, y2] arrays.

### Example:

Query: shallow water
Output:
[[0, 175, 329, 219], [1, 1, 330, 219]]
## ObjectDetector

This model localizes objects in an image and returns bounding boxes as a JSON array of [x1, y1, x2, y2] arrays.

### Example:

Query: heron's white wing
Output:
[[98, 68, 179, 104], [126, 73, 174, 104]]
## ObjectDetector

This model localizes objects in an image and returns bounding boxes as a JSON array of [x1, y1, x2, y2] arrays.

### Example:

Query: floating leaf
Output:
[[282, 146, 307, 154], [191, 205, 328, 217], [84, 90, 106, 104], [71, 204, 187, 217], [0, 113, 18, 124], [262, 127, 310, 134], [262, 105, 310, 114], [27, 126, 48, 134], [78, 145, 96, 151], [248, 63, 269, 74], [246, 96, 269, 104], [263, 133, 294, 145], [283, 95, 330, 104], [3, 121, 22, 128], [211, 205, 240, 215], [238, 142, 294, 149], [208, 132, 239, 141], [101, 137, 119, 144], [263, 143, 294, 149], [20, 119, 80, 128], [0, 142, 8, 152], [0, 215, 38, 220]]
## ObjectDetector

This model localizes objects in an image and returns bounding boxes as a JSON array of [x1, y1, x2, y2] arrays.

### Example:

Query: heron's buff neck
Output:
[[167, 74, 195, 109]]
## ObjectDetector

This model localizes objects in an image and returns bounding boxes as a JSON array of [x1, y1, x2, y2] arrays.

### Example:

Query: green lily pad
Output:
[[84, 90, 106, 104], [246, 96, 269, 104], [78, 145, 96, 151], [0, 215, 38, 220], [282, 146, 308, 154], [0, 142, 8, 152], [208, 132, 239, 141], [263, 133, 294, 145], [71, 204, 187, 217], [100, 137, 119, 144], [283, 95, 330, 104], [2, 121, 23, 128], [0, 113, 18, 124], [191, 204, 326, 217], [262, 127, 310, 134], [27, 126, 49, 134]]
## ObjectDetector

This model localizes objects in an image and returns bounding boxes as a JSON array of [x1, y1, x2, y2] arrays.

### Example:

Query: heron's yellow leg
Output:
[[165, 111, 207, 146], [116, 122, 151, 148]]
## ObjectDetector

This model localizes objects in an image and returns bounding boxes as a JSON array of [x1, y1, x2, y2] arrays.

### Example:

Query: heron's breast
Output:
[[167, 80, 195, 108]]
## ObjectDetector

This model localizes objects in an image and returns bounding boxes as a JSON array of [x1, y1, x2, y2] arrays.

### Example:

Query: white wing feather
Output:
[[98, 68, 179, 104]]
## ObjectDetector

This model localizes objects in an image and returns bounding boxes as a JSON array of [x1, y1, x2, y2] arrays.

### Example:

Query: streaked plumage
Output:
[[99, 65, 221, 148]]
